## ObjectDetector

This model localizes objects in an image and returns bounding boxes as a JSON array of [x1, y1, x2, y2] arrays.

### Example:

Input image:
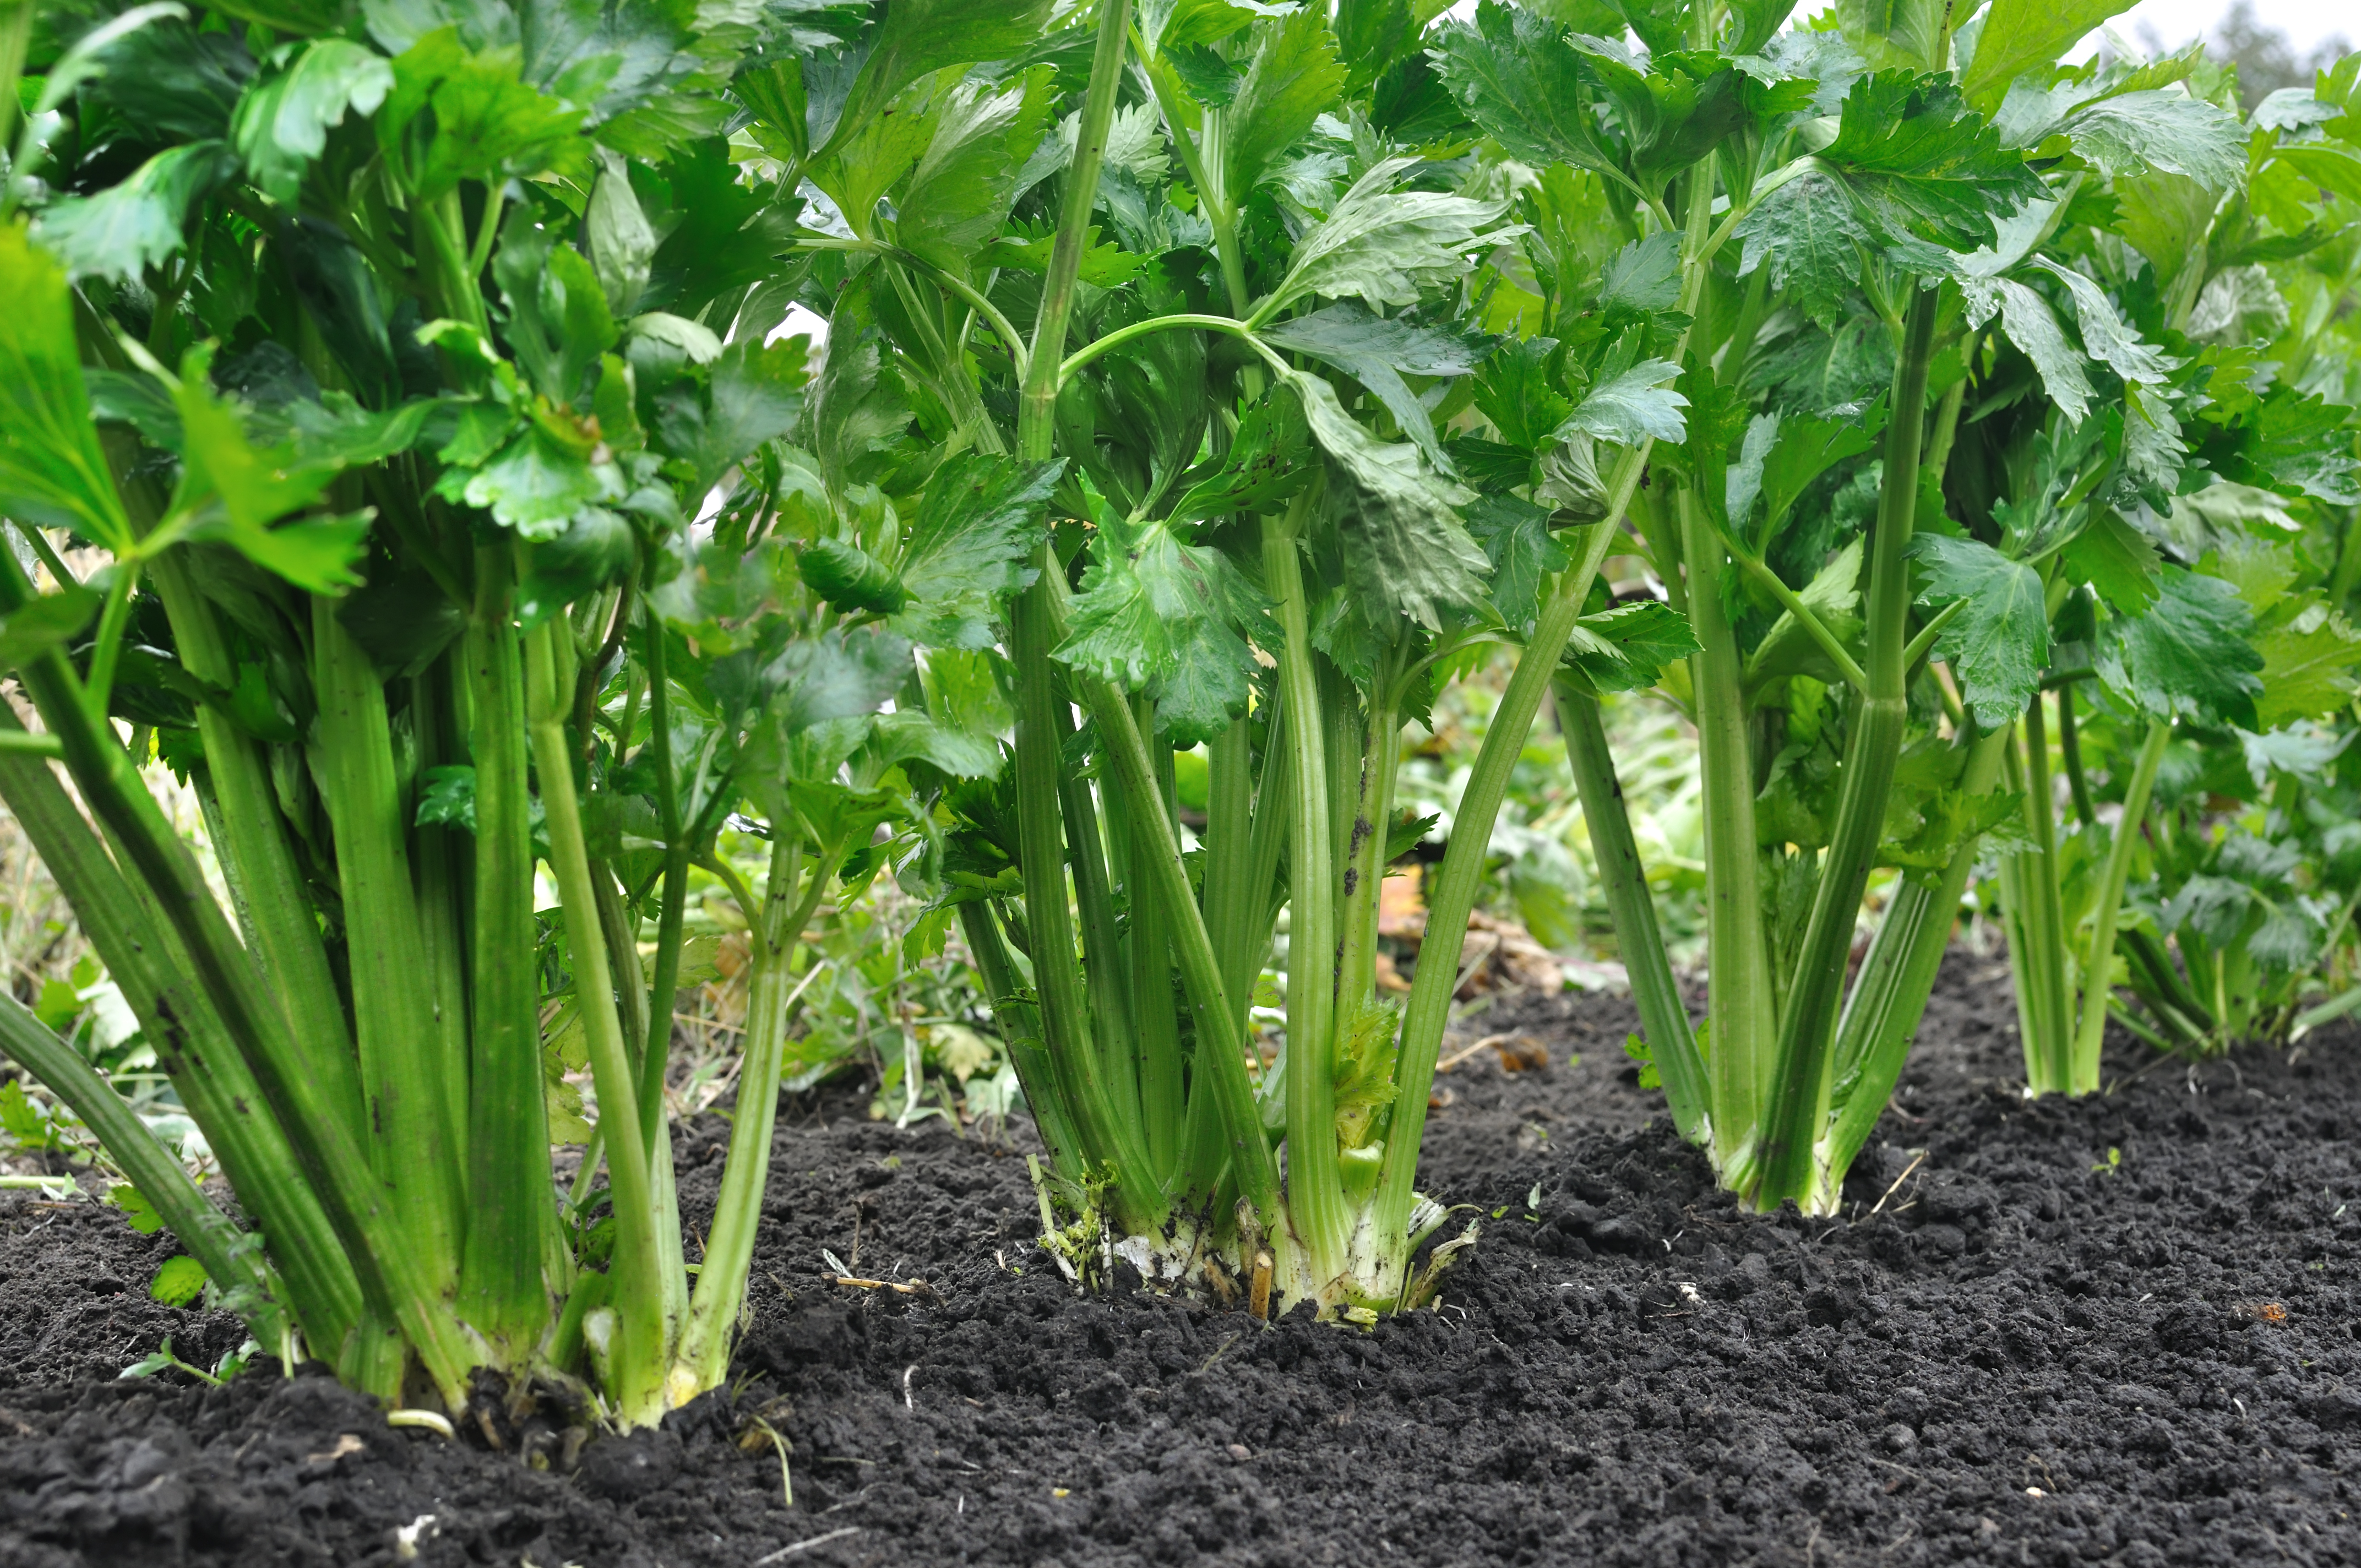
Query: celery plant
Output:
[[0, 0, 1013, 1424], [698, 0, 1713, 1315], [1436, 0, 2068, 1211], [1928, 45, 2361, 1088]]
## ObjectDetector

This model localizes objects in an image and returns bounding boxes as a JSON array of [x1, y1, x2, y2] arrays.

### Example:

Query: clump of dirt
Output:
[[3, 950, 2358, 1566]]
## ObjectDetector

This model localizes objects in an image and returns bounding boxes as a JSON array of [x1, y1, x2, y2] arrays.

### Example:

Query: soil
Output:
[[3, 949, 2360, 1567]]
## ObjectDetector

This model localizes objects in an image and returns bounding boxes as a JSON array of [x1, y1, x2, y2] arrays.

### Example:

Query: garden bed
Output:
[[2, 949, 2357, 1568]]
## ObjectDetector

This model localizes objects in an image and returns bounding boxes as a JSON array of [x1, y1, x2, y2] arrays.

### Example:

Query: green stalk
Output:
[[1053, 695, 1140, 1123], [0, 720, 365, 1361], [1557, 676, 1708, 1144], [673, 830, 840, 1400], [2057, 680, 2098, 829], [1016, 0, 1131, 454], [1372, 451, 1649, 1257], [1071, 672, 1283, 1226], [958, 901, 1088, 1175], [1201, 716, 1259, 1012], [639, 614, 693, 1158], [408, 658, 475, 1184], [999, 0, 1161, 1234], [312, 598, 465, 1288], [526, 616, 668, 1423], [1009, 579, 1166, 1226], [1824, 723, 2011, 1172], [1116, 696, 1188, 1178], [1335, 648, 1403, 1025], [2008, 698, 2076, 1095], [1680, 478, 1773, 1169], [1749, 288, 1939, 1210], [145, 554, 363, 1139], [2069, 717, 2170, 1093], [1, 580, 473, 1404], [0, 992, 293, 1357], [1264, 507, 1346, 1284], [81, 558, 140, 722], [456, 555, 556, 1352]]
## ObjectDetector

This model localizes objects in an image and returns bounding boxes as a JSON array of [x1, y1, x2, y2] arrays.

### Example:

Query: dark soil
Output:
[[4, 949, 2361, 1567]]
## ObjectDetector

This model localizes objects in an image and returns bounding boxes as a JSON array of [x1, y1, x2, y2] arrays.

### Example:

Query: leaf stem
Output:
[[2069, 717, 2170, 1093], [1748, 286, 1940, 1209], [1060, 313, 1284, 387], [526, 617, 669, 1423]]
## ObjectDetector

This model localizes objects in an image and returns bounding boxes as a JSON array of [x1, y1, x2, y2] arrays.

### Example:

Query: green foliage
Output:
[[150, 1255, 210, 1308], [1910, 534, 2048, 728]]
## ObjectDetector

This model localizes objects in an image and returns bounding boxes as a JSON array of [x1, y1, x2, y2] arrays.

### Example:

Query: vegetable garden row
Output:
[[1, 0, 2358, 1458]]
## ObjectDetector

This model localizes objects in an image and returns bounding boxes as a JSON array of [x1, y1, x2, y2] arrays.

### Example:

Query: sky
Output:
[[2106, 0, 2350, 52]]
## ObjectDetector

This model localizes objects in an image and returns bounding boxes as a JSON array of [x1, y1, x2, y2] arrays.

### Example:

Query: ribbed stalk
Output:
[[0, 720, 365, 1361], [1373, 453, 1647, 1264], [1557, 677, 1709, 1144], [408, 658, 475, 1187], [638, 614, 693, 1158], [312, 598, 465, 1287], [2068, 717, 2170, 1093], [1201, 716, 1259, 1018], [1072, 673, 1282, 1226], [1680, 483, 1774, 1170], [1053, 696, 1140, 1123], [456, 555, 557, 1353], [957, 901, 1087, 1176], [1002, 0, 1156, 1232], [2, 620, 474, 1403], [526, 616, 669, 1424], [1824, 724, 2011, 1172], [144, 554, 363, 1139], [1749, 288, 1939, 1210], [1008, 580, 1165, 1227], [1264, 509, 1346, 1284], [673, 831, 839, 1399], [1115, 696, 1188, 1178], [2004, 697, 2076, 1094], [1334, 655, 1402, 1026]]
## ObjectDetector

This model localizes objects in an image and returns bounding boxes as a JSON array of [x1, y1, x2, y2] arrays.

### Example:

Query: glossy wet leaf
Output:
[[890, 455, 1062, 650], [1431, 2, 1614, 179], [378, 29, 586, 202], [1960, 274, 2092, 424], [1959, 0, 2139, 111], [2060, 509, 2161, 616], [1054, 504, 1266, 747], [896, 69, 1055, 281], [2057, 90, 2248, 191], [1562, 601, 1700, 695], [1732, 170, 1870, 323], [1552, 355, 1688, 447], [666, 335, 811, 494], [818, 0, 1056, 159]]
